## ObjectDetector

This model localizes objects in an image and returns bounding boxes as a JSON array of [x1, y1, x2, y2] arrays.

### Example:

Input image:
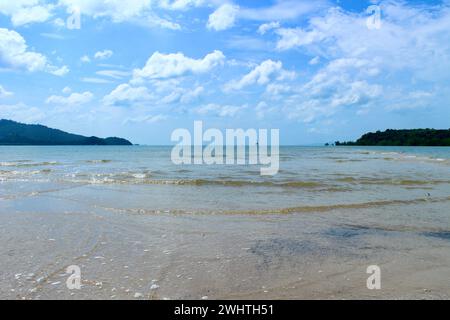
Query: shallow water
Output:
[[1, 146, 450, 299], [1, 146, 450, 212]]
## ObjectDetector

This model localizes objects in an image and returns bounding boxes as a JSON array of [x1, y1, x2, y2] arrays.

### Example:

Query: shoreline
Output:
[[2, 195, 450, 300]]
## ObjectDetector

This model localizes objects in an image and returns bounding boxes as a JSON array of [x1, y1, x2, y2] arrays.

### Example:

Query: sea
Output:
[[1, 146, 450, 214], [1, 146, 450, 299]]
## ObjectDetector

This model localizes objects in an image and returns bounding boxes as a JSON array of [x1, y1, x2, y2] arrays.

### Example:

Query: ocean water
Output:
[[2, 146, 450, 299], [1, 146, 450, 214]]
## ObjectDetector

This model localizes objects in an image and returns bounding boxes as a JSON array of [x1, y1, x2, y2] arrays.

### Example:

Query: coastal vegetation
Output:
[[335, 129, 450, 146], [0, 119, 132, 145]]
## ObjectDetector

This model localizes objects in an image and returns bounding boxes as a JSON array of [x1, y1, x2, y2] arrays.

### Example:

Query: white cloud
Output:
[[0, 28, 47, 72], [159, 85, 204, 104], [0, 0, 52, 26], [133, 50, 225, 80], [158, 0, 205, 11], [94, 50, 114, 60], [180, 86, 204, 103], [62, 86, 72, 94], [0, 28, 68, 75], [309, 56, 320, 65], [265, 83, 292, 96], [124, 114, 167, 124], [195, 103, 245, 117], [46, 91, 94, 106], [275, 27, 325, 51], [53, 17, 65, 27], [59, 0, 181, 30], [284, 58, 383, 122], [96, 70, 131, 79], [102, 84, 153, 106], [81, 77, 114, 84], [59, 0, 151, 22], [11, 5, 51, 26], [0, 85, 13, 99], [240, 0, 326, 21], [258, 21, 280, 35], [0, 102, 45, 123], [48, 65, 70, 76], [207, 3, 239, 31], [273, 5, 450, 79], [267, 3, 450, 123], [225, 59, 294, 91], [80, 55, 91, 63], [255, 101, 277, 119]]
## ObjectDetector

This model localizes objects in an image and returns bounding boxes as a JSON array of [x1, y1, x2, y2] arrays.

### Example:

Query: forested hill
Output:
[[0, 119, 132, 146], [335, 129, 450, 146]]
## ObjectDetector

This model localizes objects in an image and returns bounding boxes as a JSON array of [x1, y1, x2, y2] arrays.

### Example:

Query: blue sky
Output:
[[1, 0, 449, 145]]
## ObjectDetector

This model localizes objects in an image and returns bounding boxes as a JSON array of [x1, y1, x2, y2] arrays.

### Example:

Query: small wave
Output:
[[85, 160, 113, 164], [334, 159, 364, 163], [175, 169, 191, 173], [68, 175, 326, 188], [0, 161, 60, 167], [0, 169, 53, 177], [102, 196, 450, 216], [99, 178, 323, 188], [336, 177, 450, 186]]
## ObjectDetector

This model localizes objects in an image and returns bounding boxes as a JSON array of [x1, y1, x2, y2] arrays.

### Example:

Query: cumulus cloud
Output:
[[225, 59, 294, 91], [160, 85, 204, 104], [0, 103, 45, 123], [58, 0, 181, 30], [275, 27, 325, 51], [207, 3, 239, 31], [46, 91, 94, 106], [102, 84, 153, 106], [194, 103, 246, 117], [132, 50, 225, 81], [62, 86, 72, 94], [48, 65, 70, 76], [0, 28, 68, 76], [180, 86, 204, 103], [284, 58, 383, 122], [257, 21, 280, 35], [274, 5, 450, 79], [59, 0, 151, 22], [0, 0, 52, 26], [264, 2, 450, 122], [80, 55, 91, 63], [158, 0, 205, 11], [0, 28, 47, 72]]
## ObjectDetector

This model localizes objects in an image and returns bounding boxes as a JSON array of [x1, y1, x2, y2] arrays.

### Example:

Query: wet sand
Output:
[[1, 189, 450, 300]]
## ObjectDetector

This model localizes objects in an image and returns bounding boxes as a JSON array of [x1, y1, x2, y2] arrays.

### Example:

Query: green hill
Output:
[[335, 129, 450, 146], [0, 119, 132, 146]]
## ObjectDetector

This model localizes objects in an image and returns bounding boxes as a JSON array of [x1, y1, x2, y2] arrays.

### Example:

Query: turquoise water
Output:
[[1, 146, 449, 213]]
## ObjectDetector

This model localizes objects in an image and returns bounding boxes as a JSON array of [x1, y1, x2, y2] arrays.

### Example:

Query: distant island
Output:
[[334, 129, 450, 146], [0, 119, 132, 146]]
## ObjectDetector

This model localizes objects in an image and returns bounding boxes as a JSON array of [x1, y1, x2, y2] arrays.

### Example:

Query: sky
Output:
[[1, 0, 450, 145]]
